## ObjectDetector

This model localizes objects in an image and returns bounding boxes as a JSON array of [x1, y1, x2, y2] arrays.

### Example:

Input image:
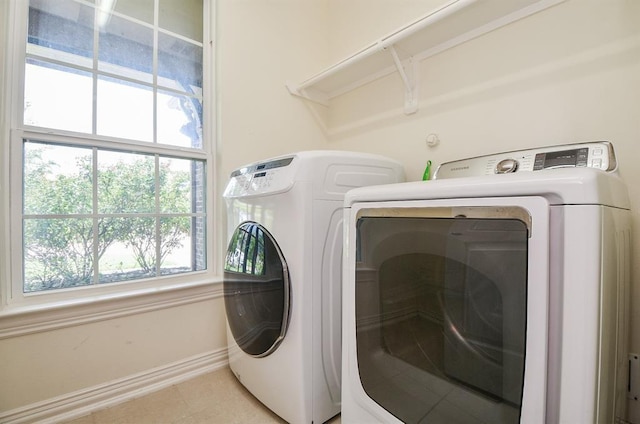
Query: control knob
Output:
[[495, 158, 519, 174]]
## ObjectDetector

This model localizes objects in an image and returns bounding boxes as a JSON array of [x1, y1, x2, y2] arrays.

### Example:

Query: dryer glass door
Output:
[[355, 212, 528, 423], [223, 222, 290, 357]]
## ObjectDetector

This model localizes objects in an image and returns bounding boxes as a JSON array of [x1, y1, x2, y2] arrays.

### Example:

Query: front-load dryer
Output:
[[223, 150, 404, 423], [342, 141, 631, 424]]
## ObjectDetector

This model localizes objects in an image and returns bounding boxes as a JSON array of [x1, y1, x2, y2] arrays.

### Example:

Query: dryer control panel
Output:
[[224, 156, 296, 198], [434, 141, 617, 180]]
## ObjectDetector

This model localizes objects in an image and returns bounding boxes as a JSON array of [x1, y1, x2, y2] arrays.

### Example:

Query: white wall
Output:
[[0, 298, 227, 413], [327, 0, 450, 63], [216, 0, 330, 182]]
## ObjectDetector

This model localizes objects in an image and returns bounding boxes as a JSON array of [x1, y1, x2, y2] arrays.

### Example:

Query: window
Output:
[[5, 0, 212, 303]]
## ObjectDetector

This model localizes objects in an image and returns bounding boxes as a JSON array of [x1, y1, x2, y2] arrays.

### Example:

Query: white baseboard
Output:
[[0, 348, 229, 424]]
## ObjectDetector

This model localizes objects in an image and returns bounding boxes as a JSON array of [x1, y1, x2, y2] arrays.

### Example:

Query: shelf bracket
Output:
[[286, 81, 330, 106], [388, 45, 419, 115]]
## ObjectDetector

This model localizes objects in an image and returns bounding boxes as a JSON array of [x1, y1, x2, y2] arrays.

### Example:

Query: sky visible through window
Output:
[[25, 63, 196, 147]]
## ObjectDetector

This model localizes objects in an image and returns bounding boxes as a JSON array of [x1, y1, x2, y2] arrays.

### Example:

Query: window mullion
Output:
[[153, 0, 159, 145], [20, 128, 208, 161], [9, 131, 25, 302], [155, 155, 161, 277], [153, 0, 160, 277], [92, 148, 99, 285], [92, 2, 99, 136], [91, 6, 100, 285]]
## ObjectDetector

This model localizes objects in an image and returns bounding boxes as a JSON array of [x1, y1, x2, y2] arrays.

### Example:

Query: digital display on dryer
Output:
[[533, 148, 588, 170], [230, 157, 294, 177]]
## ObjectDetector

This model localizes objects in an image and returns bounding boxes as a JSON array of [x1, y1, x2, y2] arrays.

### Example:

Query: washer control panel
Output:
[[434, 141, 617, 180], [224, 156, 296, 198]]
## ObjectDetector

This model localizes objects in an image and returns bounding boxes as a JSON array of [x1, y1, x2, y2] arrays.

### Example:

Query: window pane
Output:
[[194, 161, 206, 213], [159, 0, 203, 42], [97, 76, 153, 141], [110, 0, 155, 24], [98, 14, 154, 83], [193, 216, 206, 271], [159, 157, 192, 213], [24, 141, 93, 215], [24, 59, 93, 132], [99, 217, 156, 283], [157, 91, 203, 148], [24, 218, 94, 292], [98, 150, 155, 213], [28, 0, 94, 66], [158, 33, 203, 92], [160, 216, 192, 275]]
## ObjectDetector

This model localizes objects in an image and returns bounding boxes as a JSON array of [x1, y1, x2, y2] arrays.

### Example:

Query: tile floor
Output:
[[63, 367, 342, 424]]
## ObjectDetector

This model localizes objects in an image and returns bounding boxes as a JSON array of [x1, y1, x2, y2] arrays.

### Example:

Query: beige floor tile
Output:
[[62, 414, 95, 424], [92, 397, 154, 424], [62, 367, 340, 424], [171, 408, 218, 424], [138, 386, 191, 423], [176, 368, 234, 415], [185, 369, 285, 423]]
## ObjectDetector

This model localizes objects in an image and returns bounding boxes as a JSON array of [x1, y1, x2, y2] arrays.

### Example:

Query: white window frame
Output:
[[0, 0, 218, 312]]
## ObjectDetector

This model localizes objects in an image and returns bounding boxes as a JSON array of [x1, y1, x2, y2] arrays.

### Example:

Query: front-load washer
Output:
[[342, 141, 631, 424], [223, 150, 404, 423]]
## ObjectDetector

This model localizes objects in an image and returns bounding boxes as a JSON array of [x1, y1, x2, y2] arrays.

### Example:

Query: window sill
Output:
[[0, 277, 224, 340]]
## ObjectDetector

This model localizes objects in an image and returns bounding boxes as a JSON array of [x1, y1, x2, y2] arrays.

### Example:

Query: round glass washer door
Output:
[[223, 222, 290, 357]]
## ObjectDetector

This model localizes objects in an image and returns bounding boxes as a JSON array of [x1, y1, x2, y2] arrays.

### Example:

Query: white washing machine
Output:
[[342, 141, 631, 424], [223, 150, 404, 423]]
